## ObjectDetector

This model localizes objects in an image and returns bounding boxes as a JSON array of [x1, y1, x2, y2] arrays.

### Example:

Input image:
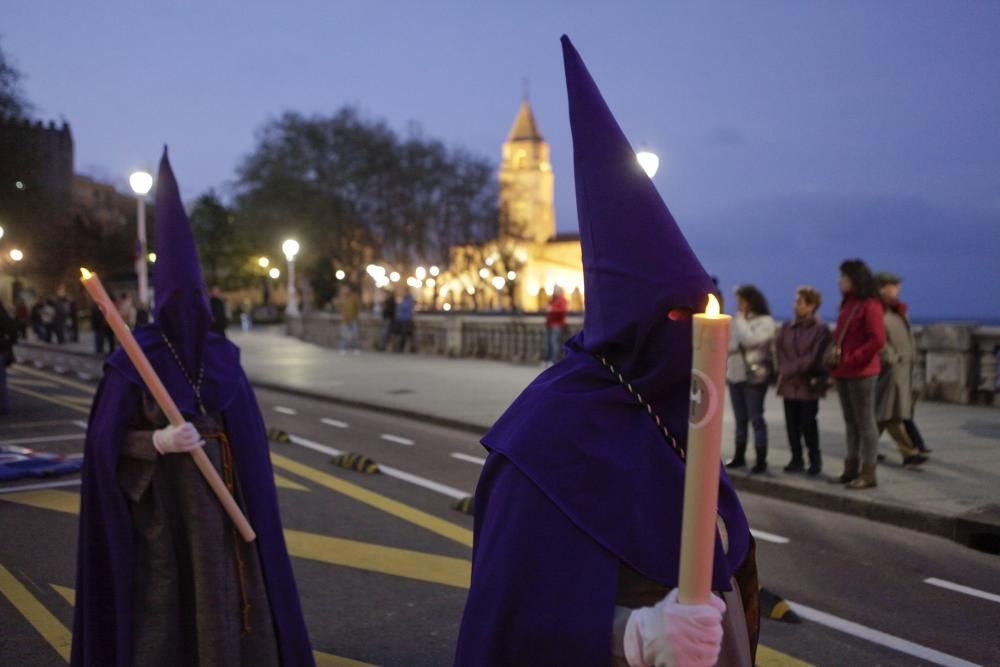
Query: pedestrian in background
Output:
[[775, 286, 832, 476], [0, 301, 18, 414], [828, 259, 885, 490], [337, 284, 361, 354], [209, 286, 228, 337], [379, 292, 396, 351], [874, 272, 928, 468], [726, 284, 777, 474], [395, 291, 416, 353], [543, 285, 568, 367], [40, 299, 56, 342], [14, 299, 28, 340], [91, 302, 115, 356], [29, 300, 44, 341], [117, 293, 137, 330]]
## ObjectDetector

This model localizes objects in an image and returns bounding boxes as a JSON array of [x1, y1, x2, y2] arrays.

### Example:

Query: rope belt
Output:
[[204, 430, 252, 635]]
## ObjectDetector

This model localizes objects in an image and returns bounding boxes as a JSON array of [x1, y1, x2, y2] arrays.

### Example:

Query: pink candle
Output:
[[678, 294, 730, 604], [80, 268, 256, 542]]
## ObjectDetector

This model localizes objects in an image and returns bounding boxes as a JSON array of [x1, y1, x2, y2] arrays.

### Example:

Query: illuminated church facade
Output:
[[443, 99, 584, 312]]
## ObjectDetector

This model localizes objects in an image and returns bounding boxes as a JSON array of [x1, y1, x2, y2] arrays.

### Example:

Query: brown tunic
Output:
[[116, 395, 280, 667]]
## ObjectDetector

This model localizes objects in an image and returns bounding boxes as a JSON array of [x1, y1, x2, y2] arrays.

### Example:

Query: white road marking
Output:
[[0, 479, 82, 494], [321, 418, 349, 429], [924, 577, 1000, 605], [273, 406, 297, 415], [72, 420, 89, 430], [451, 452, 486, 466], [0, 433, 85, 446], [380, 434, 415, 446], [749, 529, 790, 544], [284, 434, 470, 500], [788, 600, 980, 667], [378, 465, 470, 500], [287, 435, 343, 458]]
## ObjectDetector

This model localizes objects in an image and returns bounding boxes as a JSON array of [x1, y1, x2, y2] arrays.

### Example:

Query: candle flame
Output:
[[705, 294, 720, 317], [80, 268, 93, 280]]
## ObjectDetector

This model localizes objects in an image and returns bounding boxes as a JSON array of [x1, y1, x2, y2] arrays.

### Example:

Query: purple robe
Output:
[[454, 36, 752, 666]]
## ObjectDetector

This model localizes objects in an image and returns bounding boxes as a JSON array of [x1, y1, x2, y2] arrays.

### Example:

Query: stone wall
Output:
[[289, 313, 1000, 406]]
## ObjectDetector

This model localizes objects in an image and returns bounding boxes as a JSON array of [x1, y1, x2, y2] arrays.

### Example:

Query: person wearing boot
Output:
[[775, 286, 831, 476], [828, 260, 885, 490], [725, 285, 776, 474], [874, 272, 928, 469]]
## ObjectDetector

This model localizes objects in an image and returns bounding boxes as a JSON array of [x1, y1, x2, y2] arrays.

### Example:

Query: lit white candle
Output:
[[678, 294, 731, 604], [80, 268, 256, 542]]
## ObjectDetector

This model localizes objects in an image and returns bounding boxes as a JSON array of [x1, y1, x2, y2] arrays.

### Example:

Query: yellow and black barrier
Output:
[[760, 588, 801, 624], [453, 496, 475, 515], [266, 428, 290, 443], [331, 452, 380, 474]]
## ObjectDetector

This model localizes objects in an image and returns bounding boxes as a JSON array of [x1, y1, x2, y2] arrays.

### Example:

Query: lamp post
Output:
[[636, 150, 660, 179], [129, 170, 154, 315], [282, 239, 300, 317]]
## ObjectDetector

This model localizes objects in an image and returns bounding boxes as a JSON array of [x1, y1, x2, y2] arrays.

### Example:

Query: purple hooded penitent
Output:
[[71, 150, 314, 666], [453, 36, 751, 666]]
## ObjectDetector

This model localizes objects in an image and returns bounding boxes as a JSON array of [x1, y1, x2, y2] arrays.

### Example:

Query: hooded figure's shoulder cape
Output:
[[454, 37, 751, 667]]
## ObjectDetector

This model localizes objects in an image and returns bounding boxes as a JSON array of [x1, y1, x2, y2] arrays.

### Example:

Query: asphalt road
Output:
[[1, 363, 998, 666]]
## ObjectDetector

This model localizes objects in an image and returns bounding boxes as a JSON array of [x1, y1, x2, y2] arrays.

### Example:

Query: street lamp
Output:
[[0, 225, 5, 241], [636, 150, 659, 179], [269, 267, 281, 279], [130, 170, 154, 313], [258, 256, 270, 269], [282, 239, 300, 317], [9, 249, 23, 262], [147, 252, 157, 264], [335, 270, 346, 280]]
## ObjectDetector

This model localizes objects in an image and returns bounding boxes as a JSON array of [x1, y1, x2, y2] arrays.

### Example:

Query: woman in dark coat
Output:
[[775, 286, 831, 476]]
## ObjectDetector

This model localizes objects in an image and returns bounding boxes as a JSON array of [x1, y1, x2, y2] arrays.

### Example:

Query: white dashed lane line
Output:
[[273, 406, 297, 415], [321, 418, 349, 429], [749, 529, 790, 545], [924, 577, 1000, 605], [287, 435, 342, 457], [0, 433, 85, 446], [72, 420, 89, 430], [378, 466, 469, 500], [380, 434, 415, 446], [451, 453, 486, 466]]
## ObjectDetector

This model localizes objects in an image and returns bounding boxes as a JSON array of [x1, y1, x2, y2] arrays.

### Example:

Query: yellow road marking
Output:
[[50, 584, 75, 605], [1, 489, 80, 514], [15, 365, 97, 393], [274, 473, 310, 492], [1, 490, 466, 588], [42, 582, 372, 665], [0, 563, 72, 661], [270, 452, 474, 548], [284, 529, 470, 589], [757, 644, 815, 666], [8, 386, 90, 414], [8, 378, 60, 388]]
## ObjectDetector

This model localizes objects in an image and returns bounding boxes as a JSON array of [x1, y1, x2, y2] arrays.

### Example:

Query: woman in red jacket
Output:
[[829, 259, 886, 489]]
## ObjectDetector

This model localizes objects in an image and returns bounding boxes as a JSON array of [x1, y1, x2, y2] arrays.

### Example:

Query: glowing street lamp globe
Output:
[[9, 249, 23, 262], [268, 267, 281, 279], [636, 151, 660, 179], [282, 239, 300, 260], [129, 170, 154, 196], [258, 256, 270, 268], [335, 270, 346, 280]]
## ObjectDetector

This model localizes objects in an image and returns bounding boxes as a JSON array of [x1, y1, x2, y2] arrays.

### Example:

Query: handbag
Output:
[[740, 342, 774, 385], [823, 304, 861, 369]]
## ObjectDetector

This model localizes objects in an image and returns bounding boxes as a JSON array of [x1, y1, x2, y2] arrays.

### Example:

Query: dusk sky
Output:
[[5, 2, 999, 320]]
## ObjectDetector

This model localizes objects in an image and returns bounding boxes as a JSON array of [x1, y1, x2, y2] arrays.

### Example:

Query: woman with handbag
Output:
[[826, 259, 886, 489], [726, 285, 777, 474], [775, 287, 832, 476]]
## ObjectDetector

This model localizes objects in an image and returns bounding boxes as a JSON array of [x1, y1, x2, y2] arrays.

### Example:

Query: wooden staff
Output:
[[81, 268, 256, 542], [678, 294, 730, 604]]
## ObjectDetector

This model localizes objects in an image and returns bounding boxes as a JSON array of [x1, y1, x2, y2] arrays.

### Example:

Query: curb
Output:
[[12, 344, 1000, 554]]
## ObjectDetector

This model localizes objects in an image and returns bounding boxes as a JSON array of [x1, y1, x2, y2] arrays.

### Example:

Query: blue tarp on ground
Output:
[[0, 446, 83, 482]]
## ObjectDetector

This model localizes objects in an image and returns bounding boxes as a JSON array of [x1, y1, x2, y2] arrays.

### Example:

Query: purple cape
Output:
[[71, 327, 314, 666], [454, 36, 750, 666]]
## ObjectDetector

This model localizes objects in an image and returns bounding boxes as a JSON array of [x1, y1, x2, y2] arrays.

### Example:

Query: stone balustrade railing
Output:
[[288, 312, 1000, 407]]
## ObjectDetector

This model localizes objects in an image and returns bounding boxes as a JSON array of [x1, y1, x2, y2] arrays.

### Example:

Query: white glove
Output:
[[624, 589, 727, 667], [152, 422, 205, 455]]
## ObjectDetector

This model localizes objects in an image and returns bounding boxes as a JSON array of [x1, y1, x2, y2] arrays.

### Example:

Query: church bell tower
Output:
[[498, 100, 556, 243]]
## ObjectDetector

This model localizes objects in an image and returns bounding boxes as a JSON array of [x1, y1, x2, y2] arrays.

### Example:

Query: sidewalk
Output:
[[15, 328, 1000, 551]]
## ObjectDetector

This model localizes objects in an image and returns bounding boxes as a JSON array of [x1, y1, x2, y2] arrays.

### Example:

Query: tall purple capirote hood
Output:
[[153, 148, 211, 373], [561, 35, 714, 393]]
